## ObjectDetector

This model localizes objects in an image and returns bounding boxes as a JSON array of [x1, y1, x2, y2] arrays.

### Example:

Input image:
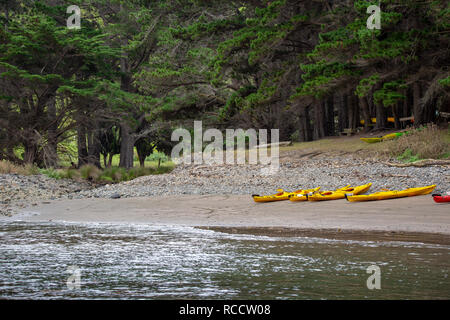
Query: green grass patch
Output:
[[38, 168, 63, 179], [37, 163, 175, 183], [396, 149, 420, 163]]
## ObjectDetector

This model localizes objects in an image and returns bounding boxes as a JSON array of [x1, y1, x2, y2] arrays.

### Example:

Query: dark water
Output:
[[0, 221, 449, 299]]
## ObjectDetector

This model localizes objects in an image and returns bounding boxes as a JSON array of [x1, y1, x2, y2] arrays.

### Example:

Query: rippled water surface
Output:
[[0, 221, 449, 299]]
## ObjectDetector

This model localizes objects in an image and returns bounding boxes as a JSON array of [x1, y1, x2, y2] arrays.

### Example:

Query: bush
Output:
[[0, 158, 175, 183], [100, 167, 126, 182], [381, 125, 450, 161], [146, 151, 169, 163], [397, 149, 420, 163], [39, 168, 63, 179], [79, 164, 102, 181], [99, 175, 114, 183], [290, 130, 300, 142], [0, 160, 39, 175], [59, 168, 81, 180]]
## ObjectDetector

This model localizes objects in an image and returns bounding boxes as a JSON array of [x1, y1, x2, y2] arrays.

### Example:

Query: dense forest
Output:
[[1, 0, 449, 169]]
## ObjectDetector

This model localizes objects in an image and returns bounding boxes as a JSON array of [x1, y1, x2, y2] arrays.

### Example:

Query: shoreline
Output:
[[198, 226, 450, 245], [2, 152, 449, 218], [6, 194, 450, 245]]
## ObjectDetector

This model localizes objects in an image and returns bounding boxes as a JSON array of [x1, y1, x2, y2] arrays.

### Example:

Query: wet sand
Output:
[[7, 194, 449, 244]]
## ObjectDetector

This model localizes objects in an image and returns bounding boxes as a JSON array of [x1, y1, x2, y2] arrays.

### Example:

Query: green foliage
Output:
[[289, 0, 447, 107], [60, 169, 81, 180], [290, 130, 300, 142], [39, 168, 63, 179], [292, 61, 356, 99], [146, 151, 169, 163], [356, 74, 380, 97], [1, 0, 449, 166], [79, 165, 102, 181], [373, 81, 407, 107], [37, 164, 175, 184], [219, 85, 255, 120], [439, 76, 450, 87], [397, 149, 420, 163]]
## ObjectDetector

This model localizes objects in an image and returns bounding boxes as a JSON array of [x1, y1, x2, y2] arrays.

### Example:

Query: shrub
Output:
[[39, 168, 63, 179], [381, 125, 450, 161], [100, 167, 125, 182], [79, 164, 102, 181], [397, 149, 419, 163], [99, 175, 114, 183], [0, 160, 17, 174], [0, 159, 174, 183], [23, 163, 40, 175], [290, 130, 300, 142], [59, 168, 81, 180], [0, 160, 39, 175], [146, 151, 169, 163]]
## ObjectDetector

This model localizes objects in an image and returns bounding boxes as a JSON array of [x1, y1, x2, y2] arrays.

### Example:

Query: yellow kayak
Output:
[[253, 187, 320, 203], [289, 188, 320, 202], [346, 185, 436, 202], [381, 133, 399, 140], [360, 137, 382, 143], [361, 132, 407, 143], [307, 183, 372, 201]]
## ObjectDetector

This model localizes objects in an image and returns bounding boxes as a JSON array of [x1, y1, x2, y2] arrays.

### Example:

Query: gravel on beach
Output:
[[0, 174, 91, 216], [1, 155, 449, 216]]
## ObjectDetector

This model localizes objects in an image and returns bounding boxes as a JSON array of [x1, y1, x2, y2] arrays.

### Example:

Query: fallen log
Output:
[[254, 141, 292, 149]]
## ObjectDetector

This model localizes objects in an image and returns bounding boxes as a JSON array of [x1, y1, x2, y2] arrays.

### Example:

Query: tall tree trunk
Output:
[[298, 105, 311, 142], [46, 97, 59, 168], [138, 153, 145, 168], [348, 94, 357, 131], [392, 103, 401, 129], [337, 93, 348, 132], [108, 153, 114, 168], [6, 131, 16, 161], [354, 97, 360, 130], [403, 88, 409, 119], [359, 97, 371, 132], [77, 122, 88, 168], [118, 40, 136, 169], [413, 82, 422, 126], [375, 101, 387, 130], [313, 102, 326, 140], [119, 122, 135, 169], [23, 139, 37, 165], [325, 96, 335, 136]]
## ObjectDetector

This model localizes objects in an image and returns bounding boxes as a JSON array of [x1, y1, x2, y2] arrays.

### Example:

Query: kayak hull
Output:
[[289, 193, 310, 202], [307, 183, 372, 201], [346, 185, 436, 202], [360, 137, 382, 143], [253, 187, 320, 203], [361, 131, 408, 143], [433, 195, 450, 203]]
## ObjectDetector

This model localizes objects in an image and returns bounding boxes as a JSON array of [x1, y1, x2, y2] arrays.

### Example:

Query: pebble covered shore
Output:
[[1, 155, 448, 217]]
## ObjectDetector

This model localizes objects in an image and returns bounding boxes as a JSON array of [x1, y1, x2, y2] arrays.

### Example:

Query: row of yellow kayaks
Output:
[[252, 184, 436, 203], [346, 185, 436, 202]]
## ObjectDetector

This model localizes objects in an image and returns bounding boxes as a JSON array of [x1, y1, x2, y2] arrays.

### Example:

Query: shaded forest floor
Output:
[[280, 127, 450, 163]]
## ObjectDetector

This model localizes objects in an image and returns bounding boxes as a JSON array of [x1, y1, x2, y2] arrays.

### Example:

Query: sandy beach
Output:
[[2, 147, 449, 245], [10, 194, 450, 244]]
